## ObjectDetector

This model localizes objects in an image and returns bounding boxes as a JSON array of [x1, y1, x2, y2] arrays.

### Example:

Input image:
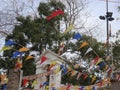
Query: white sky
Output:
[[86, 0, 120, 42], [0, 0, 120, 49]]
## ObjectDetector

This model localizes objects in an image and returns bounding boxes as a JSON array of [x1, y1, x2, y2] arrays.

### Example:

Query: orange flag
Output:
[[19, 47, 29, 52], [25, 55, 34, 60], [79, 41, 88, 49]]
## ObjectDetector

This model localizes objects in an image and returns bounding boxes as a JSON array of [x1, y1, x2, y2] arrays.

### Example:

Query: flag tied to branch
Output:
[[0, 46, 11, 52], [73, 33, 82, 40], [25, 55, 34, 60], [5, 40, 16, 46], [84, 47, 93, 55], [64, 24, 75, 34], [19, 47, 29, 52], [79, 41, 88, 49], [46, 9, 64, 21]]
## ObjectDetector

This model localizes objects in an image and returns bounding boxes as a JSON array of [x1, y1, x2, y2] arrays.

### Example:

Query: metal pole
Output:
[[106, 0, 109, 56], [18, 70, 23, 90]]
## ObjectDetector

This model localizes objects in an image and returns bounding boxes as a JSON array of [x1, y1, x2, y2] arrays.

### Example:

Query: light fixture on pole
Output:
[[99, 0, 114, 56]]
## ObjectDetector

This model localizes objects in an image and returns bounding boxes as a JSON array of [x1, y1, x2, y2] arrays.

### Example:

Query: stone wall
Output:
[[7, 69, 20, 90]]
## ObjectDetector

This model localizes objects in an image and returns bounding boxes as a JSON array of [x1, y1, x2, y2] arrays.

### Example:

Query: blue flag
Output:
[[12, 51, 23, 58], [92, 86, 97, 90], [52, 87, 56, 90], [5, 40, 16, 46], [73, 33, 82, 40], [43, 82, 49, 86]]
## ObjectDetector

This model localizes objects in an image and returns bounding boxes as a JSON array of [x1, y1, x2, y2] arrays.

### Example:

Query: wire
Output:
[[99, 0, 120, 3]]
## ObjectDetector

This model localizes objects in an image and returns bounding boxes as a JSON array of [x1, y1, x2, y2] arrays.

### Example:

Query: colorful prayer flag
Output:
[[86, 86, 91, 90], [0, 46, 11, 52], [92, 56, 100, 64], [5, 40, 16, 46], [12, 51, 23, 58], [84, 47, 93, 55], [73, 33, 82, 40], [40, 56, 47, 64], [46, 9, 64, 21], [64, 24, 74, 33], [19, 47, 29, 52], [79, 41, 88, 49], [25, 55, 34, 60]]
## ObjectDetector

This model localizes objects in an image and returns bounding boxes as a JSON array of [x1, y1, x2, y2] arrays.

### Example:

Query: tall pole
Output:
[[106, 0, 109, 56]]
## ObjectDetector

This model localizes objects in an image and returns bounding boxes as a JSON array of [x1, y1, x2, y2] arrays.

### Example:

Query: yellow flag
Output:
[[19, 47, 29, 52], [74, 86, 79, 90], [0, 46, 11, 52], [95, 58, 103, 65], [64, 24, 74, 33], [45, 85, 49, 90], [32, 79, 37, 87], [79, 41, 88, 49], [50, 61, 57, 65], [86, 86, 91, 90], [55, 65, 60, 74], [91, 76, 97, 84], [25, 55, 34, 60]]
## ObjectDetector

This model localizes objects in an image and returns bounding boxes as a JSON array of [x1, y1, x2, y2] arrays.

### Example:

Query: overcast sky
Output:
[[87, 0, 120, 42], [0, 0, 120, 49]]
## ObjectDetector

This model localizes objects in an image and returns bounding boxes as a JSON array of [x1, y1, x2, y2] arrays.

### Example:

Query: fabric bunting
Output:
[[22, 78, 28, 87], [58, 42, 65, 55], [5, 40, 16, 46], [84, 47, 93, 55], [12, 51, 23, 58], [95, 58, 103, 65], [32, 80, 37, 87], [19, 47, 29, 52], [92, 56, 100, 64], [80, 86, 84, 90], [25, 55, 34, 60], [86, 86, 91, 90], [66, 84, 71, 90], [74, 64, 81, 69], [92, 86, 97, 90], [98, 61, 107, 70], [15, 58, 22, 69], [52, 87, 56, 90], [64, 24, 75, 33], [77, 72, 82, 80], [70, 70, 77, 77], [40, 56, 47, 64], [79, 41, 88, 49], [62, 68, 67, 75], [55, 65, 60, 74], [73, 33, 82, 40], [46, 9, 64, 21], [0, 46, 11, 52]]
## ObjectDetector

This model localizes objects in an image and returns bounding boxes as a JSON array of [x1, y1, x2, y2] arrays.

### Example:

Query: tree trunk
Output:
[[7, 69, 20, 90]]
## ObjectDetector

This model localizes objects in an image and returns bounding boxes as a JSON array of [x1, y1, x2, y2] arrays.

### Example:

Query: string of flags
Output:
[[0, 40, 33, 60], [22, 59, 111, 90]]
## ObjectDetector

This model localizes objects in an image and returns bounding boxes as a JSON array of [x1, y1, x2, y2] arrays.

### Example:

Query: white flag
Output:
[[84, 47, 93, 55]]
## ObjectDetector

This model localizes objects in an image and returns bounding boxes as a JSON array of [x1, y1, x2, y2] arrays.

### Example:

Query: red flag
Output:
[[93, 56, 100, 64], [22, 79, 28, 87], [46, 9, 64, 21], [40, 56, 47, 64], [66, 84, 71, 90]]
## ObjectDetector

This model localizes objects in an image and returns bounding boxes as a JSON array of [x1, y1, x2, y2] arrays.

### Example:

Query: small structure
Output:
[[35, 49, 65, 90]]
